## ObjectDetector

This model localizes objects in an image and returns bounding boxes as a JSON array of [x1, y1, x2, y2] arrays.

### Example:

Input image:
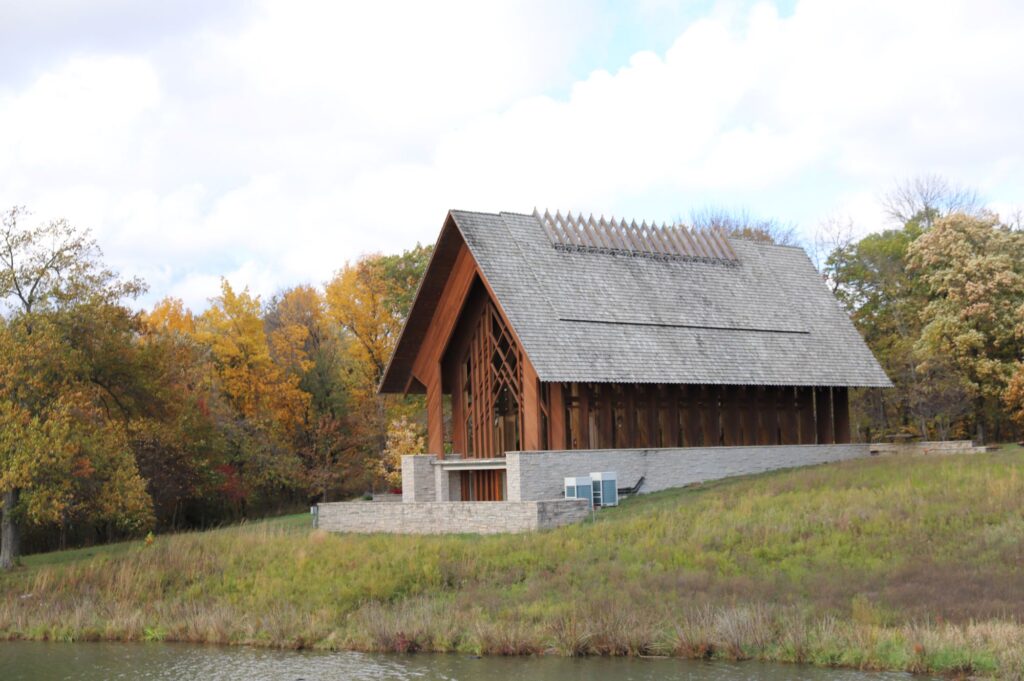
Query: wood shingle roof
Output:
[[379, 209, 892, 393]]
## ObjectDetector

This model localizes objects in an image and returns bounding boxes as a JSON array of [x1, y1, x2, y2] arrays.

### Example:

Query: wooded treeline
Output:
[[2, 177, 1023, 567], [0, 206, 430, 566], [821, 178, 1024, 444]]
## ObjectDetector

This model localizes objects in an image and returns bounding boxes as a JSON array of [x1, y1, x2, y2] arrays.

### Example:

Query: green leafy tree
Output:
[[825, 221, 947, 438], [0, 207, 153, 568]]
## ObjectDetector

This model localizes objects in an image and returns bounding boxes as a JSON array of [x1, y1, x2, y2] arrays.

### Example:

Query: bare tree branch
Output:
[[880, 174, 983, 228], [688, 206, 803, 247]]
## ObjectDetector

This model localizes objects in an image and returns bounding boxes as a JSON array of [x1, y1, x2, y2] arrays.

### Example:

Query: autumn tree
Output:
[[265, 286, 356, 501], [826, 221, 935, 437], [1007, 366, 1024, 434], [907, 212, 1024, 443], [325, 245, 431, 490], [265, 286, 343, 415], [822, 177, 1015, 443], [0, 207, 153, 568], [133, 297, 228, 529], [375, 416, 424, 491], [197, 280, 311, 511]]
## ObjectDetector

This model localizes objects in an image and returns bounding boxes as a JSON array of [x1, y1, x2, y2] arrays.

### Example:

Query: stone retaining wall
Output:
[[505, 444, 870, 502], [402, 455, 436, 502], [317, 498, 590, 534], [870, 440, 981, 455]]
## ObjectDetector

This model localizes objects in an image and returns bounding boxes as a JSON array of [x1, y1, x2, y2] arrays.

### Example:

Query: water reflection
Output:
[[0, 642, 933, 681]]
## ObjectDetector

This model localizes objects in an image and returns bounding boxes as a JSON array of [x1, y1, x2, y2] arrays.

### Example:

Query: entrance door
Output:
[[459, 470, 506, 501]]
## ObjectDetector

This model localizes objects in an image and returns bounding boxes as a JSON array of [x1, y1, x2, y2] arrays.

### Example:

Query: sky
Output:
[[1, 0, 1022, 310]]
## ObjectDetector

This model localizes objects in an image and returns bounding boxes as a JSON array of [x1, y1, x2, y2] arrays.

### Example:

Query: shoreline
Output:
[[0, 612, 1009, 677]]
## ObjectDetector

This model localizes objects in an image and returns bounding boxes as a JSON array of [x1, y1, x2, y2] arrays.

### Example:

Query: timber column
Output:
[[425, 366, 444, 457]]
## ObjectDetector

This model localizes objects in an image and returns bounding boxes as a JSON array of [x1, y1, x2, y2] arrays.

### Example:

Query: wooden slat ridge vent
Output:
[[535, 208, 738, 264]]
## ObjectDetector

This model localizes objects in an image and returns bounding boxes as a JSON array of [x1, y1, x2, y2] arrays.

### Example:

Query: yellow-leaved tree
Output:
[[376, 416, 425, 491], [197, 280, 311, 508], [325, 246, 431, 490]]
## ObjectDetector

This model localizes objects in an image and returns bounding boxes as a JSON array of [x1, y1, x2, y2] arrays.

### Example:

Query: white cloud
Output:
[[1, 0, 1022, 311], [0, 56, 160, 178]]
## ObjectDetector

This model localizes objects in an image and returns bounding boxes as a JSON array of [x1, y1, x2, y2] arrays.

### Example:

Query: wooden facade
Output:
[[403, 235, 853, 501]]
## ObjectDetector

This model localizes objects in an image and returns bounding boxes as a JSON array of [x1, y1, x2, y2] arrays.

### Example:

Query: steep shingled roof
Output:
[[379, 209, 892, 392]]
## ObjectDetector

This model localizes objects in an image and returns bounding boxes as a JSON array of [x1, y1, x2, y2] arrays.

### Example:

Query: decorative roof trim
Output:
[[535, 208, 738, 264]]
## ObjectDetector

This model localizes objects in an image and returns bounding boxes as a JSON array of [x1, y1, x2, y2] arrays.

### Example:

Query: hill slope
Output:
[[3, 447, 1024, 677]]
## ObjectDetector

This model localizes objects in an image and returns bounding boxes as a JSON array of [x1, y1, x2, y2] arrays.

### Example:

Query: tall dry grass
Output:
[[2, 446, 1024, 677]]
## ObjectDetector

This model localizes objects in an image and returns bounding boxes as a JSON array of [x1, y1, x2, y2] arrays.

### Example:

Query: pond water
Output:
[[0, 641, 933, 681]]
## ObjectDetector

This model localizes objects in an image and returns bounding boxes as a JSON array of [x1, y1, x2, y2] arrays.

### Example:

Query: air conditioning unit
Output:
[[564, 476, 593, 506], [590, 471, 618, 507]]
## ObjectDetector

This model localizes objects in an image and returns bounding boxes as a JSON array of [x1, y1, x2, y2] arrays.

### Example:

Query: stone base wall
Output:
[[870, 440, 982, 455], [402, 455, 436, 502], [317, 499, 590, 534], [505, 444, 870, 502]]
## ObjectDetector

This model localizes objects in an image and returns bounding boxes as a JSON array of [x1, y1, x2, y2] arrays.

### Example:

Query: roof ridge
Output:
[[727, 235, 807, 251], [449, 208, 504, 217], [532, 207, 739, 263]]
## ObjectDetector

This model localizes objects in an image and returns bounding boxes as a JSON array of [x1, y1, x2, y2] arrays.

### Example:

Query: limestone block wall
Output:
[[870, 440, 982, 455], [401, 455, 436, 502], [433, 465, 464, 501], [317, 499, 590, 534], [505, 444, 870, 502]]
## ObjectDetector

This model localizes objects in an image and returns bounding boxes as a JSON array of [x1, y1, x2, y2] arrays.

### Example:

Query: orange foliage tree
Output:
[[325, 245, 432, 490], [196, 280, 311, 510]]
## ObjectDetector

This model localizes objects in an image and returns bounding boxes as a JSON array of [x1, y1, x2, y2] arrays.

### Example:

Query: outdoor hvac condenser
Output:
[[564, 476, 593, 506], [590, 471, 618, 507]]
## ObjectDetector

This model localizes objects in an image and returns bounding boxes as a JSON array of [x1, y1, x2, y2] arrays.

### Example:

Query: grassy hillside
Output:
[[3, 446, 1024, 678]]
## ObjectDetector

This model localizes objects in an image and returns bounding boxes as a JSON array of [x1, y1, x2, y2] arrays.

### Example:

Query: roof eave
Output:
[[377, 211, 461, 394]]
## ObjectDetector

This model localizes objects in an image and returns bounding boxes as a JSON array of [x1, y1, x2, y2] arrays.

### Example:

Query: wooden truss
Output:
[[461, 300, 523, 460]]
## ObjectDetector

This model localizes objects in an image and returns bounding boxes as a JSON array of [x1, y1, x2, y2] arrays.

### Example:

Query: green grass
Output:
[[3, 446, 1024, 678], [16, 513, 310, 570]]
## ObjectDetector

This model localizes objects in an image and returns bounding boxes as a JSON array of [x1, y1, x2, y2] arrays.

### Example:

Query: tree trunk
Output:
[[59, 511, 68, 552], [1, 488, 22, 570], [975, 400, 987, 445]]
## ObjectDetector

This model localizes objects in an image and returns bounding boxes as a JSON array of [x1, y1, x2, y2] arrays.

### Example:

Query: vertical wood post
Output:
[[815, 387, 834, 445], [624, 384, 637, 448], [682, 385, 699, 446], [646, 385, 659, 448], [522, 360, 540, 451], [666, 384, 681, 447], [741, 387, 758, 445], [600, 384, 614, 448], [833, 386, 851, 444], [703, 385, 721, 446], [579, 383, 591, 449], [721, 385, 740, 446], [780, 386, 799, 445], [451, 367, 464, 456], [758, 387, 779, 445], [796, 386, 815, 444], [549, 382, 566, 450], [426, 368, 444, 457]]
